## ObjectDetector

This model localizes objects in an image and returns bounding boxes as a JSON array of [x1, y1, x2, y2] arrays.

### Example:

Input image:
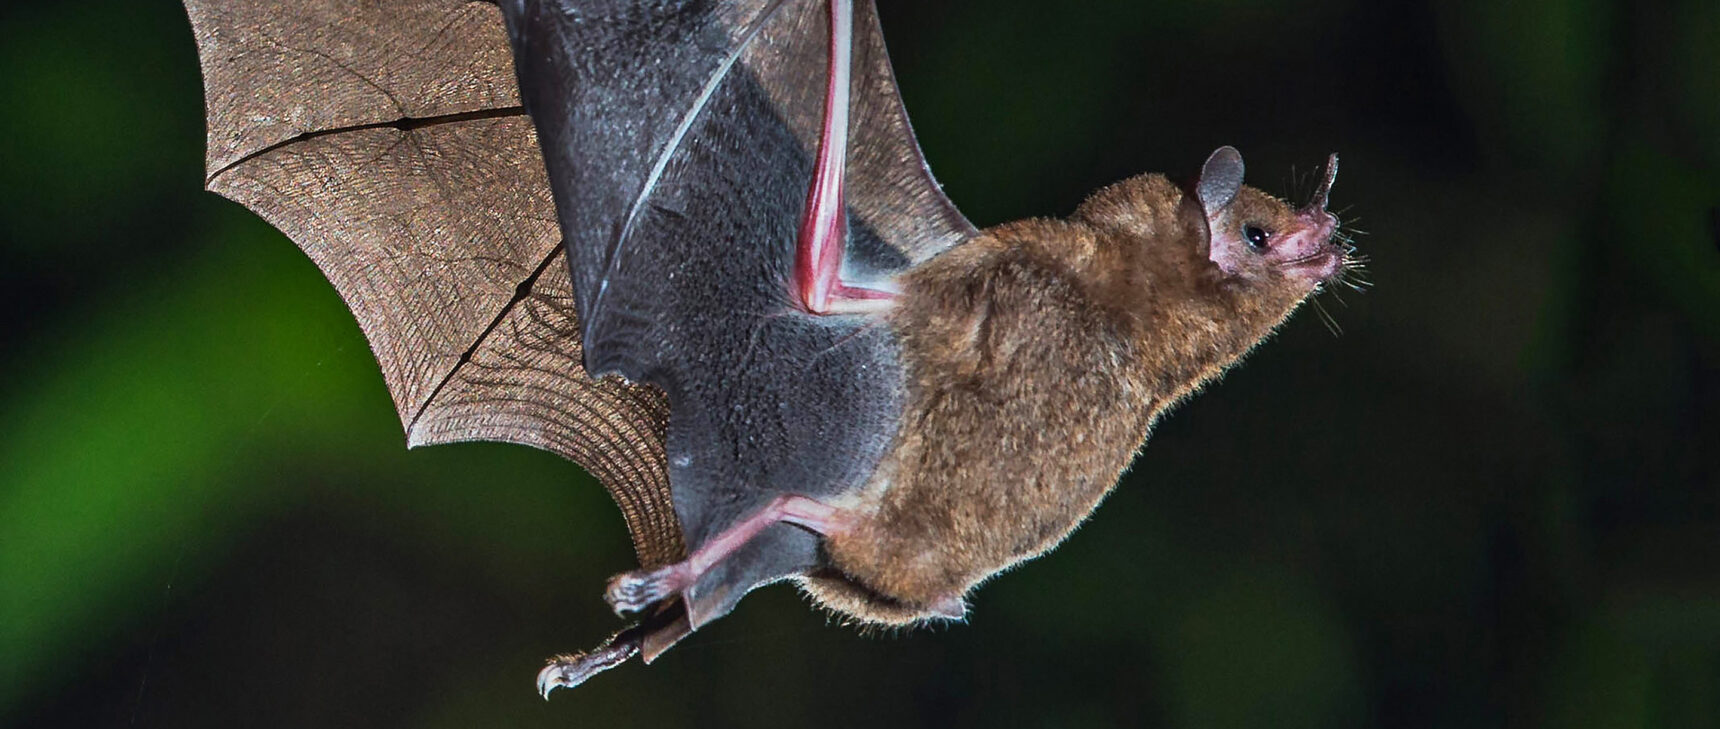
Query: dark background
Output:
[[3, 0, 1717, 727]]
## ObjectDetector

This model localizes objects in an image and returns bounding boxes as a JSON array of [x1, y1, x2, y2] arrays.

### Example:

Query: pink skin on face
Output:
[[1207, 153, 1343, 287], [1207, 207, 1343, 284], [1269, 207, 1343, 284]]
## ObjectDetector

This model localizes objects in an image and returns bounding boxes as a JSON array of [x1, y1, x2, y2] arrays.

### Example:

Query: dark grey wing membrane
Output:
[[182, 0, 684, 568], [500, 0, 972, 626]]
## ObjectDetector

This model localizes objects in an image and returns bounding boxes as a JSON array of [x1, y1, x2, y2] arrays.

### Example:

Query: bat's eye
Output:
[[1243, 224, 1271, 250]]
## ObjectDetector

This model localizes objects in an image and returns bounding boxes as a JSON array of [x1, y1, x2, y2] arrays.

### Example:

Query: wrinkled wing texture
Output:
[[500, 0, 974, 624], [184, 0, 685, 567]]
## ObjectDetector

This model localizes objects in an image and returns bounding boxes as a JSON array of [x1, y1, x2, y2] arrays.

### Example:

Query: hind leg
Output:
[[605, 494, 854, 614]]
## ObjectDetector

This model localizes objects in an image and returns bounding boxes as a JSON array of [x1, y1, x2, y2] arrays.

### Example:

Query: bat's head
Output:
[[1165, 145, 1365, 343], [1073, 146, 1359, 365], [1195, 146, 1348, 295], [1034, 146, 1360, 370]]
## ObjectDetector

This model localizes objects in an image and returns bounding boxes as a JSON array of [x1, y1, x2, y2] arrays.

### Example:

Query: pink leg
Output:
[[792, 0, 898, 316], [605, 494, 851, 614]]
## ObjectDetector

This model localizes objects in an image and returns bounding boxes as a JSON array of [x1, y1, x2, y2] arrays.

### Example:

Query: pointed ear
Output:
[[1197, 146, 1245, 216]]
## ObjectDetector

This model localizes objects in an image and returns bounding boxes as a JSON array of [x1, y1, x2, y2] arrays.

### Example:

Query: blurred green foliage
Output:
[[2, 0, 1717, 727]]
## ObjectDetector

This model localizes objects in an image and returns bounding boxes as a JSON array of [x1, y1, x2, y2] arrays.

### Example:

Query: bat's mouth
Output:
[[1278, 247, 1344, 282]]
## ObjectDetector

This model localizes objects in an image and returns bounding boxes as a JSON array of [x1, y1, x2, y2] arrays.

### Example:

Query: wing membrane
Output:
[[184, 0, 683, 566], [499, 0, 967, 624], [184, 0, 973, 578], [745, 0, 976, 265]]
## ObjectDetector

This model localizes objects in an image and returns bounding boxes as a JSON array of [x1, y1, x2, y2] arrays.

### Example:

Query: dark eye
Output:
[[1243, 224, 1271, 250]]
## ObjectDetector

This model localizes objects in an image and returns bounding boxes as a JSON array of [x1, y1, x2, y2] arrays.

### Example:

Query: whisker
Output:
[[1310, 296, 1343, 336]]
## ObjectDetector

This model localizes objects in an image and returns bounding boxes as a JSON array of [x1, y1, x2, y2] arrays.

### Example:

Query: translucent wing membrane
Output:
[[183, 0, 974, 584], [184, 0, 684, 567]]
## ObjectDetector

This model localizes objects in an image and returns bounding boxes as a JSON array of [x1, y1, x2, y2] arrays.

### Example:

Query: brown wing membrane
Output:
[[190, 0, 518, 175], [409, 248, 683, 568], [184, 0, 684, 567]]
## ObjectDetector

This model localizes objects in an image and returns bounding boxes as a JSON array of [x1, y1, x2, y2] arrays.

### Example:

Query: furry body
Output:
[[808, 173, 1325, 622]]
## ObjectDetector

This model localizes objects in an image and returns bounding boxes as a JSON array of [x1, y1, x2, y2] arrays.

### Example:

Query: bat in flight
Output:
[[182, 0, 1357, 695]]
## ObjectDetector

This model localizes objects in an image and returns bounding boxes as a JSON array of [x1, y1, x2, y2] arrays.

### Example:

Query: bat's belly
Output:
[[811, 380, 1145, 623], [805, 237, 1152, 624]]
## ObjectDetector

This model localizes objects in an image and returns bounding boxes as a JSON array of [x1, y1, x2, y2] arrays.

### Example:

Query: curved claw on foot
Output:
[[537, 639, 639, 698], [605, 566, 683, 615]]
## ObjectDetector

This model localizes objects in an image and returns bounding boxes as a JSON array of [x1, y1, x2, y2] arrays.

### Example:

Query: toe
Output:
[[604, 566, 682, 614]]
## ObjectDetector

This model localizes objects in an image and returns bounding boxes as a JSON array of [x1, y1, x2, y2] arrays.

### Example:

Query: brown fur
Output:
[[802, 174, 1326, 623]]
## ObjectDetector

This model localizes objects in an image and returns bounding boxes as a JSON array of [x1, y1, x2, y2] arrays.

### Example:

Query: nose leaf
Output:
[[1305, 153, 1339, 212]]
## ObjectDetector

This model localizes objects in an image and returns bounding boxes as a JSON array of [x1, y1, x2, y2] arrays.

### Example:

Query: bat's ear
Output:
[[1197, 146, 1246, 217]]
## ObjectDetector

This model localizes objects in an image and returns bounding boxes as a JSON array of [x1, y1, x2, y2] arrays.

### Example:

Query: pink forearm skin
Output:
[[793, 0, 895, 314]]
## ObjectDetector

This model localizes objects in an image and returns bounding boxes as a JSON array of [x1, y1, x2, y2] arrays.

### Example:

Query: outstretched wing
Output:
[[182, 0, 684, 567], [500, 0, 975, 625]]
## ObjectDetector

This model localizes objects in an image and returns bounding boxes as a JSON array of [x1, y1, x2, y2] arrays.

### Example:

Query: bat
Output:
[[181, 0, 1356, 695]]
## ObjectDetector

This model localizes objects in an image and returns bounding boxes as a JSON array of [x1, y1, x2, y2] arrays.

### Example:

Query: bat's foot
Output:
[[605, 565, 687, 615], [538, 602, 691, 698], [537, 641, 637, 698], [536, 613, 665, 698]]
